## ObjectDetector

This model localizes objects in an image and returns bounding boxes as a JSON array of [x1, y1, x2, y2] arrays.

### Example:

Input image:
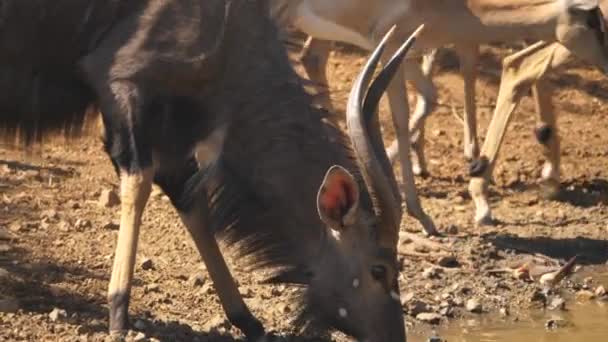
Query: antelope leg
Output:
[[532, 79, 562, 199], [300, 37, 334, 111], [108, 169, 153, 332], [455, 43, 480, 161], [468, 42, 571, 225], [383, 42, 438, 236]]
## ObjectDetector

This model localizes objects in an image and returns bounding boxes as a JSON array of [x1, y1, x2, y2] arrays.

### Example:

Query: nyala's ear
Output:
[[317, 165, 360, 231]]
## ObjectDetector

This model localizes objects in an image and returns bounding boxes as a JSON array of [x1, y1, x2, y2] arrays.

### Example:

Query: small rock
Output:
[[433, 129, 446, 137], [99, 189, 120, 208], [499, 307, 510, 317], [422, 267, 442, 279], [530, 289, 547, 304], [133, 319, 146, 330], [75, 219, 92, 230], [103, 222, 120, 230], [271, 284, 286, 296], [545, 318, 570, 330], [58, 220, 71, 232], [0, 243, 10, 253], [594, 285, 606, 297], [466, 298, 483, 313], [437, 256, 459, 268], [201, 282, 215, 295], [140, 258, 154, 271], [143, 283, 160, 294], [41, 209, 59, 220], [9, 222, 24, 232], [452, 297, 464, 307], [400, 292, 415, 306], [133, 332, 146, 342], [0, 297, 20, 313], [49, 307, 68, 322], [407, 300, 430, 316], [575, 290, 596, 301], [204, 315, 231, 333], [189, 273, 207, 287], [416, 312, 442, 324], [548, 296, 566, 311], [445, 225, 459, 235], [428, 335, 445, 342], [438, 305, 453, 317]]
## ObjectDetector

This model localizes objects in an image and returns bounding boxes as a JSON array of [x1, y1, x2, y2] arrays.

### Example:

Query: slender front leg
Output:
[[387, 50, 438, 174], [468, 42, 571, 225], [531, 80, 561, 199], [108, 169, 153, 331], [156, 163, 265, 340], [300, 37, 334, 111], [96, 80, 155, 333], [455, 44, 480, 161], [383, 46, 438, 236]]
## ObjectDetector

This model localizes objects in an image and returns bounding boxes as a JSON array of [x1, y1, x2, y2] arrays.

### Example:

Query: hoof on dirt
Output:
[[412, 165, 430, 178], [538, 179, 561, 200], [475, 214, 495, 227], [419, 216, 439, 236], [106, 330, 127, 342]]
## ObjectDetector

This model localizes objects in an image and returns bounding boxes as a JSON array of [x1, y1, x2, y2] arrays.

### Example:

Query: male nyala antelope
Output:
[[271, 0, 608, 225], [0, 0, 425, 340]]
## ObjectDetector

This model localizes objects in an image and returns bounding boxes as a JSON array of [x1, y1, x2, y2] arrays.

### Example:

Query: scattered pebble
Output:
[[103, 222, 120, 230], [422, 267, 442, 279], [499, 307, 509, 317], [416, 312, 442, 324], [545, 318, 570, 330], [144, 283, 160, 294], [9, 222, 24, 232], [575, 290, 596, 301], [49, 308, 68, 322], [189, 273, 207, 287], [548, 296, 566, 311], [466, 298, 483, 313], [445, 225, 459, 235], [437, 256, 459, 268], [75, 219, 92, 230], [99, 189, 120, 208], [140, 258, 154, 271], [595, 285, 606, 297], [406, 300, 431, 316]]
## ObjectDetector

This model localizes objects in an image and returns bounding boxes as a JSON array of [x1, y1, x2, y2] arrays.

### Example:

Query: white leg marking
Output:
[[108, 170, 153, 300]]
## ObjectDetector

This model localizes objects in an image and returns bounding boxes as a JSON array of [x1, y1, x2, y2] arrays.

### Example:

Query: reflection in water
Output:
[[410, 273, 608, 342]]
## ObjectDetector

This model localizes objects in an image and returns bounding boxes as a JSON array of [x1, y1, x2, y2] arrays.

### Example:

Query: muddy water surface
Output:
[[411, 273, 608, 342]]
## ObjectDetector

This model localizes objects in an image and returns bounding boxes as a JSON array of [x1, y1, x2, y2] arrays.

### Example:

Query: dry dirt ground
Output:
[[1, 42, 608, 341]]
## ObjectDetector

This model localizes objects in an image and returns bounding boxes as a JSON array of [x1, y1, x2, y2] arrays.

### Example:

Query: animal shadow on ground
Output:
[[1, 244, 329, 341], [483, 233, 608, 265], [553, 179, 608, 208], [1, 245, 110, 335]]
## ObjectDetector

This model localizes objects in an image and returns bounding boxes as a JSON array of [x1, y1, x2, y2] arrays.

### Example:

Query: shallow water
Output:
[[410, 273, 608, 342]]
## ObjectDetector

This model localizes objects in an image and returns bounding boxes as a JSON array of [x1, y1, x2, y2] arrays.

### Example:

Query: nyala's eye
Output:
[[370, 265, 387, 281]]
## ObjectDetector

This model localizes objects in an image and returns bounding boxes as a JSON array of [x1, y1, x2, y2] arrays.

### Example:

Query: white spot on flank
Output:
[[352, 278, 360, 288], [390, 291, 400, 301], [338, 307, 348, 318]]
